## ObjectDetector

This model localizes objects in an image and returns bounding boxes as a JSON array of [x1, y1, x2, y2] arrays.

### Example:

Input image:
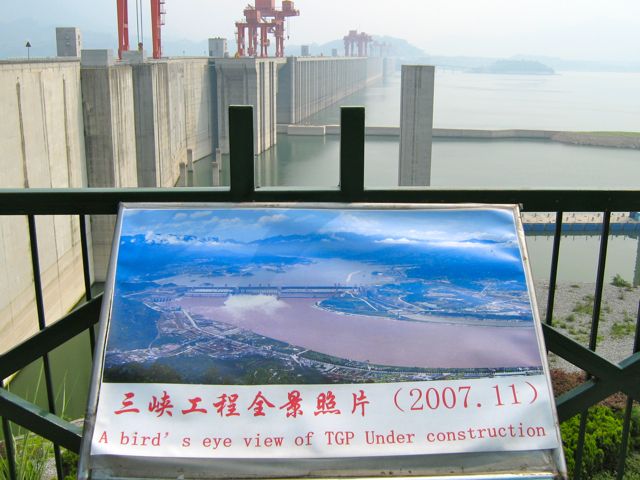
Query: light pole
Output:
[[25, 41, 31, 60]]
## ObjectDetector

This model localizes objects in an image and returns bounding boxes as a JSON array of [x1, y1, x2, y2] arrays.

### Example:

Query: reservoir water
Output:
[[8, 70, 640, 422], [303, 70, 640, 131]]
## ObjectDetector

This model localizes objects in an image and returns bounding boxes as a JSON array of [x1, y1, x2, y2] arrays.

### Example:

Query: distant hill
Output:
[[472, 59, 555, 75], [287, 35, 426, 59], [423, 54, 639, 73], [511, 54, 640, 73]]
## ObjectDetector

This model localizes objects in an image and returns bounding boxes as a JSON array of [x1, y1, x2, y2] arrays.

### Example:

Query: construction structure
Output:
[[116, 0, 166, 60], [56, 27, 82, 57], [343, 30, 373, 57], [372, 41, 392, 57], [236, 0, 299, 58]]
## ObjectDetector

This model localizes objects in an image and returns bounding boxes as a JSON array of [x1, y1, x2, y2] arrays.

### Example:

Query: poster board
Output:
[[79, 203, 566, 479]]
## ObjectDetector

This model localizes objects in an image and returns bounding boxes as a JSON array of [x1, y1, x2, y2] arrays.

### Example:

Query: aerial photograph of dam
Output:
[[102, 206, 544, 385]]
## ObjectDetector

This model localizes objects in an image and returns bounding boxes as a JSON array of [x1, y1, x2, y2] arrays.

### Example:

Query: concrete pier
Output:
[[213, 58, 283, 155], [133, 58, 212, 187], [277, 57, 384, 125], [398, 65, 435, 186], [81, 59, 138, 281], [81, 63, 138, 189]]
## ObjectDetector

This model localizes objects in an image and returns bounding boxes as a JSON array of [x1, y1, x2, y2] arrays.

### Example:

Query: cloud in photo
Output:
[[222, 295, 289, 320], [259, 214, 288, 224], [190, 211, 213, 219]]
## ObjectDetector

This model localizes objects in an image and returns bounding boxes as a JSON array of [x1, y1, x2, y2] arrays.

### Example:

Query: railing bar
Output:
[[0, 297, 102, 380], [545, 211, 563, 326], [0, 388, 82, 452], [616, 299, 640, 480], [2, 188, 640, 214], [228, 106, 255, 201], [542, 324, 621, 379], [339, 106, 365, 200], [1, 382, 17, 480], [52, 437, 64, 479], [616, 396, 634, 479], [575, 210, 611, 480], [27, 215, 64, 479], [79, 214, 96, 356], [574, 412, 589, 480], [589, 210, 611, 350]]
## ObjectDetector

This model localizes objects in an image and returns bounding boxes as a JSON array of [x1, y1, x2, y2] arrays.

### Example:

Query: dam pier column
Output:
[[213, 58, 284, 155], [398, 65, 435, 186], [132, 58, 212, 187], [81, 51, 138, 281]]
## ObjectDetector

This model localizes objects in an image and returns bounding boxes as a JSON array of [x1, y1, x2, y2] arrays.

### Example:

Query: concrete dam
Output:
[[0, 54, 386, 353]]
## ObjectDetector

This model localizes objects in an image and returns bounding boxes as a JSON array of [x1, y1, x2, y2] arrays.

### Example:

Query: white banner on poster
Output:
[[92, 376, 558, 459]]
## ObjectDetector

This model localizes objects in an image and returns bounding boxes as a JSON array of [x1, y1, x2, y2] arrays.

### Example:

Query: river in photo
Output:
[[182, 296, 542, 369]]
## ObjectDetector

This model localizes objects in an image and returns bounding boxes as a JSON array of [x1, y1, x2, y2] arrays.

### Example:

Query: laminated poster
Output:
[[82, 204, 564, 478]]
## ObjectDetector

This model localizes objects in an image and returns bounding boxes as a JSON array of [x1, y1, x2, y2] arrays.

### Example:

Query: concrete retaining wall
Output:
[[0, 60, 87, 353], [277, 57, 384, 125]]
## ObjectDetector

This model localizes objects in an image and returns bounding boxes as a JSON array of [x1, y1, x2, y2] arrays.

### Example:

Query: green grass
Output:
[[612, 274, 633, 289], [611, 312, 636, 338], [574, 295, 595, 315], [0, 432, 52, 480]]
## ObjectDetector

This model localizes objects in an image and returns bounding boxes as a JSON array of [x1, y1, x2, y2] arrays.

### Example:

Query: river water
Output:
[[8, 70, 640, 423]]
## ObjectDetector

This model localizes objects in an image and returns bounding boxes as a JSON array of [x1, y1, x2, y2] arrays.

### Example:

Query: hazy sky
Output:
[[6, 0, 640, 60]]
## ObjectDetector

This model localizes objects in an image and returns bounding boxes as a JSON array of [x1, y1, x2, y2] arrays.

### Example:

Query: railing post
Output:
[[27, 215, 64, 479], [79, 214, 96, 356], [615, 299, 640, 479], [1, 379, 17, 480], [574, 210, 612, 480], [545, 211, 563, 326], [340, 107, 365, 201], [229, 106, 255, 202]]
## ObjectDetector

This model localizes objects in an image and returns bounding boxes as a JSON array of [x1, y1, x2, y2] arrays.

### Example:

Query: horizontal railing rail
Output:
[[1, 105, 639, 480], [1, 187, 640, 214]]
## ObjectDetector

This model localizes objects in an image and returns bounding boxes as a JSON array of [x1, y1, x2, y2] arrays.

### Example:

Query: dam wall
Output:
[[82, 56, 215, 279], [213, 58, 283, 155], [1, 54, 393, 352], [277, 57, 384, 125], [133, 58, 213, 187], [0, 60, 87, 353]]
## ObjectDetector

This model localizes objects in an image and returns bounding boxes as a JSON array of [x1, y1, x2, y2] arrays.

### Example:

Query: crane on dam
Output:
[[117, 0, 299, 60], [116, 0, 165, 59], [343, 30, 373, 57], [235, 0, 300, 58]]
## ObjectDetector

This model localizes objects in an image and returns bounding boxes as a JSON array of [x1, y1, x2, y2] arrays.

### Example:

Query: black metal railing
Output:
[[0, 106, 639, 479]]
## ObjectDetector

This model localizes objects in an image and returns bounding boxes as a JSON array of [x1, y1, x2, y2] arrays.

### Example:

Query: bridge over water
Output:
[[185, 285, 358, 298]]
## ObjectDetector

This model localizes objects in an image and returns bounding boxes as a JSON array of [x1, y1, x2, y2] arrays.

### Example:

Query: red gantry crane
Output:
[[343, 30, 372, 57], [117, 0, 166, 59], [236, 0, 299, 58]]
